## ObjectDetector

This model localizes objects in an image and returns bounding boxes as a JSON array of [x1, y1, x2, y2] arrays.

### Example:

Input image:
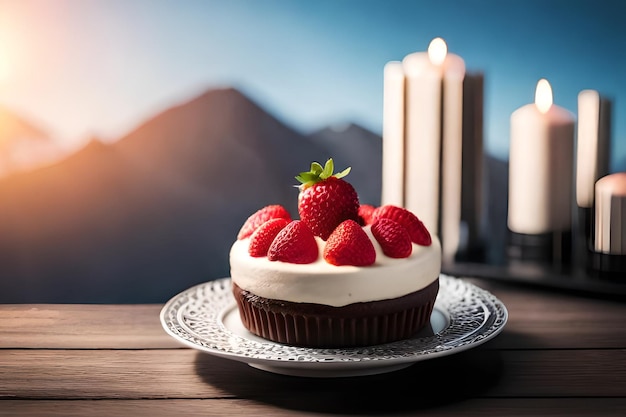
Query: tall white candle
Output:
[[381, 61, 406, 207], [576, 89, 611, 209], [402, 38, 465, 241], [508, 79, 575, 234], [440, 52, 465, 261]]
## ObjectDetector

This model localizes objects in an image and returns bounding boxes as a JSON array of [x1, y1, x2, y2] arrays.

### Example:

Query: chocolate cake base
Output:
[[232, 279, 439, 348]]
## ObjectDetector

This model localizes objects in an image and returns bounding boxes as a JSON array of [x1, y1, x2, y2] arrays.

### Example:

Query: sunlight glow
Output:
[[0, 46, 9, 83], [535, 79, 553, 114], [428, 37, 447, 66]]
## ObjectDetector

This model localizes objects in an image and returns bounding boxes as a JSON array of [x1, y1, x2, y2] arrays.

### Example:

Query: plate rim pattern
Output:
[[160, 274, 508, 368]]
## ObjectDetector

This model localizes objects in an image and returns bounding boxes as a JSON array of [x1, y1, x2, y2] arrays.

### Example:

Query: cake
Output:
[[230, 159, 441, 347]]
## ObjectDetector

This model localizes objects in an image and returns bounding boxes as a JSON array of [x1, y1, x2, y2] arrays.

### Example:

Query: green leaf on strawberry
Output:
[[295, 158, 351, 189], [310, 161, 324, 176]]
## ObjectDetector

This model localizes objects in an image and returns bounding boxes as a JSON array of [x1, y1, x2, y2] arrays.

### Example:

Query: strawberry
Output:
[[373, 205, 432, 246], [371, 218, 412, 258], [358, 204, 376, 225], [248, 218, 290, 257], [296, 159, 360, 240], [268, 220, 319, 264], [323, 220, 376, 266], [237, 205, 291, 240]]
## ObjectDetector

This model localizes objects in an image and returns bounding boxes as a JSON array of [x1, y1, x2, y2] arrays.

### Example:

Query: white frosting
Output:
[[230, 226, 441, 307]]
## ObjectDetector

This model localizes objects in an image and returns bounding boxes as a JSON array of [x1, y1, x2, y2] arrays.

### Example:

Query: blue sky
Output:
[[0, 0, 624, 167]]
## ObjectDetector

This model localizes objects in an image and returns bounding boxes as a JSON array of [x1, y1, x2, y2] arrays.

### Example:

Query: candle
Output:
[[595, 173, 626, 254], [575, 90, 611, 249], [589, 173, 626, 278], [381, 61, 405, 207], [460, 73, 485, 253], [508, 79, 575, 235], [576, 89, 611, 209], [382, 38, 483, 261], [402, 38, 465, 260]]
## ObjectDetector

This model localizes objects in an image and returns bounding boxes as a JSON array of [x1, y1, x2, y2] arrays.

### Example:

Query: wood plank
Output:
[[2, 284, 626, 351], [0, 304, 180, 349], [469, 278, 626, 349], [1, 398, 626, 417], [1, 348, 625, 400], [1, 283, 624, 352]]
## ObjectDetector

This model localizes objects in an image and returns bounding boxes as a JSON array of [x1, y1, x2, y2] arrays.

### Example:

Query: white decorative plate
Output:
[[160, 275, 507, 378]]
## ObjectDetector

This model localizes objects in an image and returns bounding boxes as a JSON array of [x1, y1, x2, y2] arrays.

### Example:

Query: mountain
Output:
[[0, 87, 366, 303], [0, 86, 511, 303], [114, 88, 334, 214], [0, 106, 66, 177], [307, 123, 382, 206]]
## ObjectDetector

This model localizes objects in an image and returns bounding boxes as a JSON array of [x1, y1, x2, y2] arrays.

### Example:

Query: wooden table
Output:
[[1, 278, 625, 416]]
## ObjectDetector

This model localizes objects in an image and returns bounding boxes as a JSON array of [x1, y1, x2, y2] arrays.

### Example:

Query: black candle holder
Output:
[[439, 158, 626, 300], [506, 230, 572, 264]]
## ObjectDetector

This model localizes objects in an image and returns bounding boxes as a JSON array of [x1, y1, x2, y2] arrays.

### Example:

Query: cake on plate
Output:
[[230, 159, 441, 347]]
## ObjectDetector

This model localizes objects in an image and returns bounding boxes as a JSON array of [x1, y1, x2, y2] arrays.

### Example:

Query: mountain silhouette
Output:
[[0, 87, 514, 303], [114, 88, 334, 213], [0, 106, 65, 177], [0, 87, 390, 303]]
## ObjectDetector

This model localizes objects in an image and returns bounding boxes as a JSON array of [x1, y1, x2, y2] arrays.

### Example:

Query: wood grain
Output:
[[2, 398, 626, 417], [1, 280, 625, 350], [0, 304, 180, 349], [1, 280, 625, 417], [468, 278, 626, 349], [1, 348, 624, 400]]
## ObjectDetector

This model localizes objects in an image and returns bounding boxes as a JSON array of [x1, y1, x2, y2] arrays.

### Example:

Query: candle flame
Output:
[[535, 79, 553, 114], [428, 37, 447, 66]]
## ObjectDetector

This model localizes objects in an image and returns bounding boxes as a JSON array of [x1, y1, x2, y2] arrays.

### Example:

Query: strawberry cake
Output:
[[230, 159, 441, 347]]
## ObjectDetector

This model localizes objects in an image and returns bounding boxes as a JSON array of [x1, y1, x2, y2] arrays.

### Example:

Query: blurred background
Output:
[[0, 0, 624, 302]]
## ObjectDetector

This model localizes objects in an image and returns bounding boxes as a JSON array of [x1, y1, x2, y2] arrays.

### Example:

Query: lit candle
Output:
[[382, 38, 483, 261], [508, 79, 575, 235], [401, 38, 465, 260]]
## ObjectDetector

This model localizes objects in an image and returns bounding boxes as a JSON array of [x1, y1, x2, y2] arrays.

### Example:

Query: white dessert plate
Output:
[[160, 275, 508, 378]]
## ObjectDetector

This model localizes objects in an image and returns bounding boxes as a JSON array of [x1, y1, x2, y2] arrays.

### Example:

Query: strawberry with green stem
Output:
[[296, 158, 360, 241]]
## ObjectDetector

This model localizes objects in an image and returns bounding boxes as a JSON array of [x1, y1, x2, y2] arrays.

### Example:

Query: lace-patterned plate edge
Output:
[[160, 274, 508, 366]]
